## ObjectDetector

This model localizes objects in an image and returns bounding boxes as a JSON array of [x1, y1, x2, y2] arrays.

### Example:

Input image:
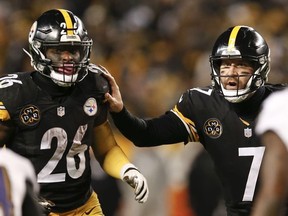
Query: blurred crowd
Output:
[[2, 0, 288, 116], [1, 0, 288, 215]]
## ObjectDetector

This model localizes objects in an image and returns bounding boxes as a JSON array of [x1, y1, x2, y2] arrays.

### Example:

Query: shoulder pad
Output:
[[87, 64, 105, 75], [83, 68, 110, 96], [96, 73, 110, 94]]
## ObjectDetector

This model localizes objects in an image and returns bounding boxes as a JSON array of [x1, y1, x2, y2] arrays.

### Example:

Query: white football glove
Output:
[[121, 164, 149, 203]]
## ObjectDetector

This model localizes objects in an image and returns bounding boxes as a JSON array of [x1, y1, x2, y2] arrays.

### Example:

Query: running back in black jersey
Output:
[[171, 84, 286, 215], [0, 68, 109, 212]]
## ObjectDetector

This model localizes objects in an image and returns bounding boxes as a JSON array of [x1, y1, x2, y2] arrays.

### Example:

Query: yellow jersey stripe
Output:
[[58, 9, 74, 35], [228, 26, 241, 51], [239, 117, 250, 126], [173, 105, 195, 126], [0, 102, 10, 121], [172, 106, 199, 142], [0, 102, 5, 110]]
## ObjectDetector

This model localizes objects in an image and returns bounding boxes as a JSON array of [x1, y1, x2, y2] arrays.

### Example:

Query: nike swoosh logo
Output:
[[83, 207, 96, 215]]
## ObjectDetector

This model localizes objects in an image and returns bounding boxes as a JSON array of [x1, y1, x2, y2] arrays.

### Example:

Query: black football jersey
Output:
[[0, 69, 109, 212], [171, 85, 285, 215], [173, 88, 264, 215], [111, 83, 286, 216]]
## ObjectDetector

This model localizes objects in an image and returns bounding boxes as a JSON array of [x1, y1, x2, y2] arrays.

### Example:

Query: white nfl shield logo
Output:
[[244, 127, 252, 138], [57, 106, 65, 117]]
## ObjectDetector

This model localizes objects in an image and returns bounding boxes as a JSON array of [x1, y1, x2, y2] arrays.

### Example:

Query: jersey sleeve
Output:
[[110, 106, 189, 147], [256, 89, 288, 149], [0, 102, 11, 121], [93, 102, 109, 127], [171, 90, 200, 142]]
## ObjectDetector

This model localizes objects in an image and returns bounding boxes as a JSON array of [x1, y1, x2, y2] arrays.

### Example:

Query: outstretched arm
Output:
[[102, 68, 189, 146]]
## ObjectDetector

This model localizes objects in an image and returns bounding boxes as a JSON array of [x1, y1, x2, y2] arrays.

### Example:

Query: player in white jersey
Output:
[[0, 148, 42, 216], [252, 88, 288, 216]]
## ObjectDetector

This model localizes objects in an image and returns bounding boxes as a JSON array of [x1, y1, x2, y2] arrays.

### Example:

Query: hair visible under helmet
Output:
[[26, 9, 93, 87], [209, 25, 270, 103]]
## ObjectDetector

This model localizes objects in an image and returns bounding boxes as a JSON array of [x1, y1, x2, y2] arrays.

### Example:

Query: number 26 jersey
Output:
[[0, 70, 109, 212]]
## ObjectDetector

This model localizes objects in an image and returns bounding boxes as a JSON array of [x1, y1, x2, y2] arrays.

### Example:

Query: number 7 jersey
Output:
[[171, 85, 285, 215], [0, 70, 110, 212]]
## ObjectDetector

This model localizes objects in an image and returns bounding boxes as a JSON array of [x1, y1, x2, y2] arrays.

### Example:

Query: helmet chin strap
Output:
[[50, 69, 78, 87], [51, 79, 73, 87], [220, 76, 254, 103], [223, 90, 254, 103]]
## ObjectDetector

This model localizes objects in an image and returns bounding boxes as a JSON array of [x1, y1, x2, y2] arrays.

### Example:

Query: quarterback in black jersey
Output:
[[104, 26, 287, 215], [0, 9, 149, 215]]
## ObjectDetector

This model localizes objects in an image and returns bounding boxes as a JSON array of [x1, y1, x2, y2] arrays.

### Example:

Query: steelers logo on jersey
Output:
[[19, 105, 40, 126], [84, 98, 97, 116], [203, 118, 222, 139]]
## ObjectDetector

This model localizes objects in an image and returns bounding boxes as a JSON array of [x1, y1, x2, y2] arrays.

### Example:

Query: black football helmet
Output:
[[26, 9, 93, 87], [209, 25, 270, 103]]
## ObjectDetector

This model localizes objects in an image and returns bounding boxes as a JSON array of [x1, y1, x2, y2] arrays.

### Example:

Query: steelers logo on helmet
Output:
[[203, 118, 223, 139], [28, 21, 37, 44], [20, 105, 40, 126], [84, 98, 97, 116]]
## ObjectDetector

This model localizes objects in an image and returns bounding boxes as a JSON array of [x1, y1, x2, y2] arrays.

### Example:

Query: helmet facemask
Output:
[[209, 26, 270, 103], [36, 44, 91, 87], [210, 57, 268, 103], [26, 9, 93, 87]]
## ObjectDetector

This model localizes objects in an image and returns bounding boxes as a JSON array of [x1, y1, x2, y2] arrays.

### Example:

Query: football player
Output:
[[252, 88, 288, 216], [0, 148, 42, 216], [104, 25, 287, 215], [0, 9, 148, 216]]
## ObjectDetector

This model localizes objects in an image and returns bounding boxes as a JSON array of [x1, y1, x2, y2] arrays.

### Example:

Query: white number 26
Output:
[[38, 125, 88, 183], [0, 74, 22, 88]]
